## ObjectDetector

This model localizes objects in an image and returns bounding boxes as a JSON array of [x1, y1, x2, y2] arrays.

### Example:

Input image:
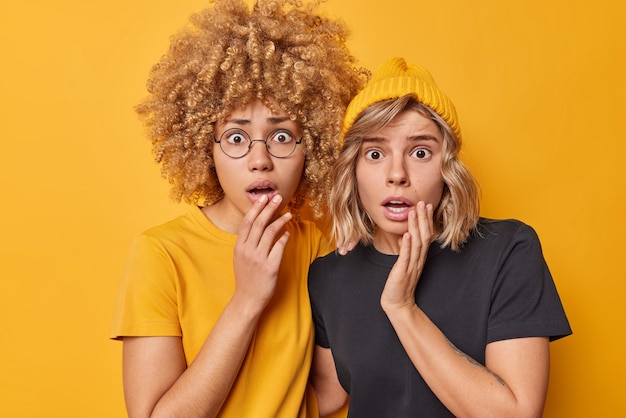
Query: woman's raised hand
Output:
[[232, 194, 292, 313], [380, 201, 434, 313]]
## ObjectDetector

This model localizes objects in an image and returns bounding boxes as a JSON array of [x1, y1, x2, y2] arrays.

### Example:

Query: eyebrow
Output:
[[362, 134, 440, 143], [225, 116, 291, 126]]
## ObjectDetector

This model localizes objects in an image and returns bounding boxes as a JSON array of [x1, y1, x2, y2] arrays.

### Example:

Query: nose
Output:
[[386, 157, 409, 186], [247, 139, 273, 171]]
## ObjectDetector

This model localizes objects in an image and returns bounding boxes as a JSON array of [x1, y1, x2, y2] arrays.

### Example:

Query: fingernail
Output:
[[272, 195, 282, 203], [259, 195, 268, 203]]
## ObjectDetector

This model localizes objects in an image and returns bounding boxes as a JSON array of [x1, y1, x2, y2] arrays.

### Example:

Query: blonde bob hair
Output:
[[330, 95, 480, 251], [136, 0, 368, 217]]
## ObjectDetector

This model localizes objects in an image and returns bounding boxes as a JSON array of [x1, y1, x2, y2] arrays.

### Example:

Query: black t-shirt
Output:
[[309, 218, 572, 417]]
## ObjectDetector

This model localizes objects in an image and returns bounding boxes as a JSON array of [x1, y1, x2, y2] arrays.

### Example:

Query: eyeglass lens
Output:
[[218, 128, 299, 158]]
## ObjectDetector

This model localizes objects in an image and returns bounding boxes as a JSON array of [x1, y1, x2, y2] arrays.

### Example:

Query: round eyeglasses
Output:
[[215, 128, 303, 159]]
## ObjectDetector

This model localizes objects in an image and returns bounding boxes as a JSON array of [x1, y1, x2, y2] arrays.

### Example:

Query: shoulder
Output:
[[140, 210, 198, 239], [309, 242, 368, 282], [310, 247, 341, 270], [286, 219, 332, 257], [476, 218, 536, 236], [130, 208, 212, 257], [471, 218, 541, 247], [286, 218, 322, 236], [308, 250, 343, 300], [449, 218, 546, 265]]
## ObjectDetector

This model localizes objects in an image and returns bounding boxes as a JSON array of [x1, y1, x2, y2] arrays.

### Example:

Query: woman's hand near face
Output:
[[232, 194, 292, 314], [380, 201, 434, 313]]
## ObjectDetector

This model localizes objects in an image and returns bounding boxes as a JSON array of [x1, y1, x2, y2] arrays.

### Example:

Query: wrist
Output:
[[382, 301, 420, 322], [227, 292, 267, 322]]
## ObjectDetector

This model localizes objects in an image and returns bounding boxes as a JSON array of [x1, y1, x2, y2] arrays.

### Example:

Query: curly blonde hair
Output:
[[330, 96, 481, 251], [136, 0, 368, 216]]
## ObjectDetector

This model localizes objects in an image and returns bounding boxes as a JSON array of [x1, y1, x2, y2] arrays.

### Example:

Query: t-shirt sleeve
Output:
[[110, 234, 182, 339], [311, 223, 333, 260], [487, 223, 572, 343], [308, 258, 331, 348], [306, 221, 333, 347]]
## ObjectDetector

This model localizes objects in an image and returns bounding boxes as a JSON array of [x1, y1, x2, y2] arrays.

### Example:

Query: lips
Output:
[[385, 200, 411, 212], [246, 180, 277, 202], [381, 197, 415, 221]]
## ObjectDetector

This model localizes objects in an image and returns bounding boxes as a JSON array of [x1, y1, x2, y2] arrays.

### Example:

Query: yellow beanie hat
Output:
[[342, 57, 461, 140]]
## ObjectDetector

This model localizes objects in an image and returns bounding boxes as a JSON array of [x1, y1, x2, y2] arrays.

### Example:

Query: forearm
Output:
[[385, 305, 545, 418], [150, 297, 264, 418]]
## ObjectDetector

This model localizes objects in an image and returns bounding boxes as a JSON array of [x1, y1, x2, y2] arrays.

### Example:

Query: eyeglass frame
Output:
[[214, 128, 303, 159]]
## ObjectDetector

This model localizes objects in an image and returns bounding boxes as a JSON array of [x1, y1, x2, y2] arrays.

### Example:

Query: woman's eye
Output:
[[226, 131, 248, 145], [270, 130, 294, 144], [365, 149, 383, 160], [412, 148, 432, 159]]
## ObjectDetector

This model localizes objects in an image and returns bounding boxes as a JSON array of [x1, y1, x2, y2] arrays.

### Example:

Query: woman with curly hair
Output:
[[110, 1, 367, 416], [308, 57, 571, 417]]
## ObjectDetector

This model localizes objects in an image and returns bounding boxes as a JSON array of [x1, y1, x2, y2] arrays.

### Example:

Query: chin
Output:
[[376, 224, 408, 239]]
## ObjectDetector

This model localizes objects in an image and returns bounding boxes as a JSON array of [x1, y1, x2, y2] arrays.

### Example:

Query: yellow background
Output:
[[1, 0, 624, 416]]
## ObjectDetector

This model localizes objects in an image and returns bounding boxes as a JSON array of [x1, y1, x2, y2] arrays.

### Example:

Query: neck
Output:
[[201, 200, 241, 234], [372, 230, 402, 255], [372, 225, 441, 256]]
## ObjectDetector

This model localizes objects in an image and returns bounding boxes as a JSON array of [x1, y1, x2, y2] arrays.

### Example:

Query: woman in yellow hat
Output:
[[309, 57, 571, 417]]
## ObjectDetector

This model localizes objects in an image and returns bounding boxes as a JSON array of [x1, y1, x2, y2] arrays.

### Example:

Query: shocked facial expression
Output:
[[355, 109, 445, 249], [211, 99, 305, 231]]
